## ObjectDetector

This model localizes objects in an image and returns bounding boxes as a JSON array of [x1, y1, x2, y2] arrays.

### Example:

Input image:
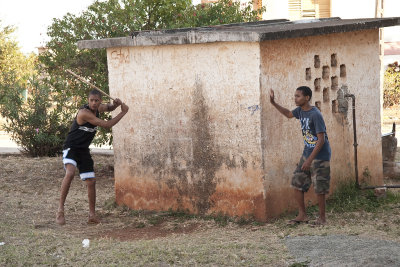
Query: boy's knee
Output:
[[64, 172, 74, 180], [85, 178, 96, 186], [64, 164, 76, 179]]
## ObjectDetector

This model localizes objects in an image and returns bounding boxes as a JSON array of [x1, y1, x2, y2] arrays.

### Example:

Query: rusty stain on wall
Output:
[[188, 78, 221, 214], [109, 42, 266, 220]]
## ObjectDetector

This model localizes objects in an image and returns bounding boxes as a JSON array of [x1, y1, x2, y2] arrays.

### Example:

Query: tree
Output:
[[39, 0, 265, 146], [383, 62, 400, 108], [0, 21, 36, 101], [172, 0, 265, 28], [0, 21, 70, 157], [1, 76, 71, 157]]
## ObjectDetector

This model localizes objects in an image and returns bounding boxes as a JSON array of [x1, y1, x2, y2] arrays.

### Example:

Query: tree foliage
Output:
[[172, 0, 264, 28], [0, 22, 71, 156], [383, 62, 400, 108], [0, 21, 36, 101], [39, 0, 265, 146], [1, 76, 71, 157]]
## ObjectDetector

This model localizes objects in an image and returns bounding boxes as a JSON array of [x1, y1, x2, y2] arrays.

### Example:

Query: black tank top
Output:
[[63, 104, 99, 149]]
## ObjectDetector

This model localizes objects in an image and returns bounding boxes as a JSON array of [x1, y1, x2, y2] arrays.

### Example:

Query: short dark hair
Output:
[[88, 89, 102, 99], [296, 86, 312, 100]]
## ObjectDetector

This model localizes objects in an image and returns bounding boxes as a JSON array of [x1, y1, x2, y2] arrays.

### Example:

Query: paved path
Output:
[[0, 131, 113, 155], [286, 235, 400, 266]]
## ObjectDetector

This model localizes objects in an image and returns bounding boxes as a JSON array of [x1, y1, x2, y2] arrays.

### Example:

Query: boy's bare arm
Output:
[[98, 98, 123, 113], [269, 89, 294, 119], [79, 103, 129, 129]]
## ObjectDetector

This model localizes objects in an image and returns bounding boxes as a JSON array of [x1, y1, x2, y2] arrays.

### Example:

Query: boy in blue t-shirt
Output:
[[270, 86, 331, 226]]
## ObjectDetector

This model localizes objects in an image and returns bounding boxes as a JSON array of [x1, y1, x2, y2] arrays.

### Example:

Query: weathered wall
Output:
[[260, 29, 383, 218], [108, 42, 267, 220], [106, 29, 383, 221]]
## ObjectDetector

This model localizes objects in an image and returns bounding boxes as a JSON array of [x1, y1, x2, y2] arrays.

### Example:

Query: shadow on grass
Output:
[[103, 180, 400, 228], [103, 197, 264, 227]]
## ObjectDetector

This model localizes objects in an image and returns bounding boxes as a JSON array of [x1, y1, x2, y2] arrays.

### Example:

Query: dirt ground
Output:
[[0, 107, 400, 266], [382, 106, 400, 136], [1, 154, 400, 266]]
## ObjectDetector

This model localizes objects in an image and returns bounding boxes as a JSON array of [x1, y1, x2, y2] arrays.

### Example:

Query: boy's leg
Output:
[[78, 149, 99, 223], [293, 189, 307, 221], [85, 178, 99, 224], [291, 156, 312, 222], [317, 194, 326, 223], [312, 160, 330, 225], [56, 164, 76, 225]]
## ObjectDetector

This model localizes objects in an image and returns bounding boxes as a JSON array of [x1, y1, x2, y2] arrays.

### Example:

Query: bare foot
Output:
[[56, 211, 65, 225], [88, 215, 100, 224]]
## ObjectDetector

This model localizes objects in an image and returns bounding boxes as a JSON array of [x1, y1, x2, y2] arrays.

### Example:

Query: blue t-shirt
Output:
[[292, 106, 331, 161]]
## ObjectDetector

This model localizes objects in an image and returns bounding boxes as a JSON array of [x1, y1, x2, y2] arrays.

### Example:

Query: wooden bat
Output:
[[65, 69, 115, 101]]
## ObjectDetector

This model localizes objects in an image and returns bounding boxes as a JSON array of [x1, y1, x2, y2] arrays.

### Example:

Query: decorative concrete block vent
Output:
[[331, 53, 338, 67], [306, 68, 312, 80], [78, 17, 400, 221], [314, 55, 320, 68], [314, 78, 321, 91], [340, 64, 347, 78], [331, 76, 339, 90], [322, 65, 330, 80]]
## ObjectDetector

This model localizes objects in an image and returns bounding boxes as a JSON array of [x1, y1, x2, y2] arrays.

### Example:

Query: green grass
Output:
[[290, 261, 310, 267], [304, 180, 400, 216], [327, 180, 400, 213]]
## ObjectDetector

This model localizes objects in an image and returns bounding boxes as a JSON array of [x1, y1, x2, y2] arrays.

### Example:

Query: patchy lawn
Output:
[[382, 106, 400, 135], [0, 154, 400, 266]]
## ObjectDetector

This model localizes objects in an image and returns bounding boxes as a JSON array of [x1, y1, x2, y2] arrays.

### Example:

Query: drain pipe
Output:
[[344, 94, 400, 191], [345, 93, 359, 188], [362, 185, 400, 189]]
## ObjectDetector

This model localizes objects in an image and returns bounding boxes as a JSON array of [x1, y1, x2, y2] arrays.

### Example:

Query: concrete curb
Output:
[[0, 147, 114, 156]]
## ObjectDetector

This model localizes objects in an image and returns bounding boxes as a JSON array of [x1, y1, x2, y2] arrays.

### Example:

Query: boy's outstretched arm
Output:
[[270, 89, 294, 119], [81, 103, 129, 129]]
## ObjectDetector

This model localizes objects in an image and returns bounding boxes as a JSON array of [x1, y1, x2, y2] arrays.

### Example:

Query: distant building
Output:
[[194, 0, 400, 65]]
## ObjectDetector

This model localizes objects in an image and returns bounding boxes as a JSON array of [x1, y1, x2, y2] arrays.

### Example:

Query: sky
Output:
[[0, 0, 96, 54], [0, 0, 202, 55], [0, 0, 399, 55]]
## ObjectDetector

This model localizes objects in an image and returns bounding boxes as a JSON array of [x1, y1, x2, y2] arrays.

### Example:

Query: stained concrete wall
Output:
[[260, 29, 383, 218], [108, 42, 267, 220], [106, 29, 383, 221]]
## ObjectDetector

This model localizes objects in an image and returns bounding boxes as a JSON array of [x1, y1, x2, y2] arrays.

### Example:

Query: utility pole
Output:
[[376, 0, 385, 59], [376, 0, 385, 136]]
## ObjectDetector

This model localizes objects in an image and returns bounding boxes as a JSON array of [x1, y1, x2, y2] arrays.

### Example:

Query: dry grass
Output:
[[0, 154, 400, 266], [382, 106, 400, 134]]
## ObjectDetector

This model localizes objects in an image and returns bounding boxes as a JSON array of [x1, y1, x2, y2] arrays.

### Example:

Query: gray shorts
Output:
[[291, 155, 330, 194]]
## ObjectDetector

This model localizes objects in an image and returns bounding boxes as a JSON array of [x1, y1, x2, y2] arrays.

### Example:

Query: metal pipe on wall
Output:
[[345, 93, 359, 188], [363, 185, 400, 189], [345, 96, 400, 191]]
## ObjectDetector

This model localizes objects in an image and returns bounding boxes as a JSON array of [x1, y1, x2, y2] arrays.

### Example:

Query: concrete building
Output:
[[78, 17, 400, 221]]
